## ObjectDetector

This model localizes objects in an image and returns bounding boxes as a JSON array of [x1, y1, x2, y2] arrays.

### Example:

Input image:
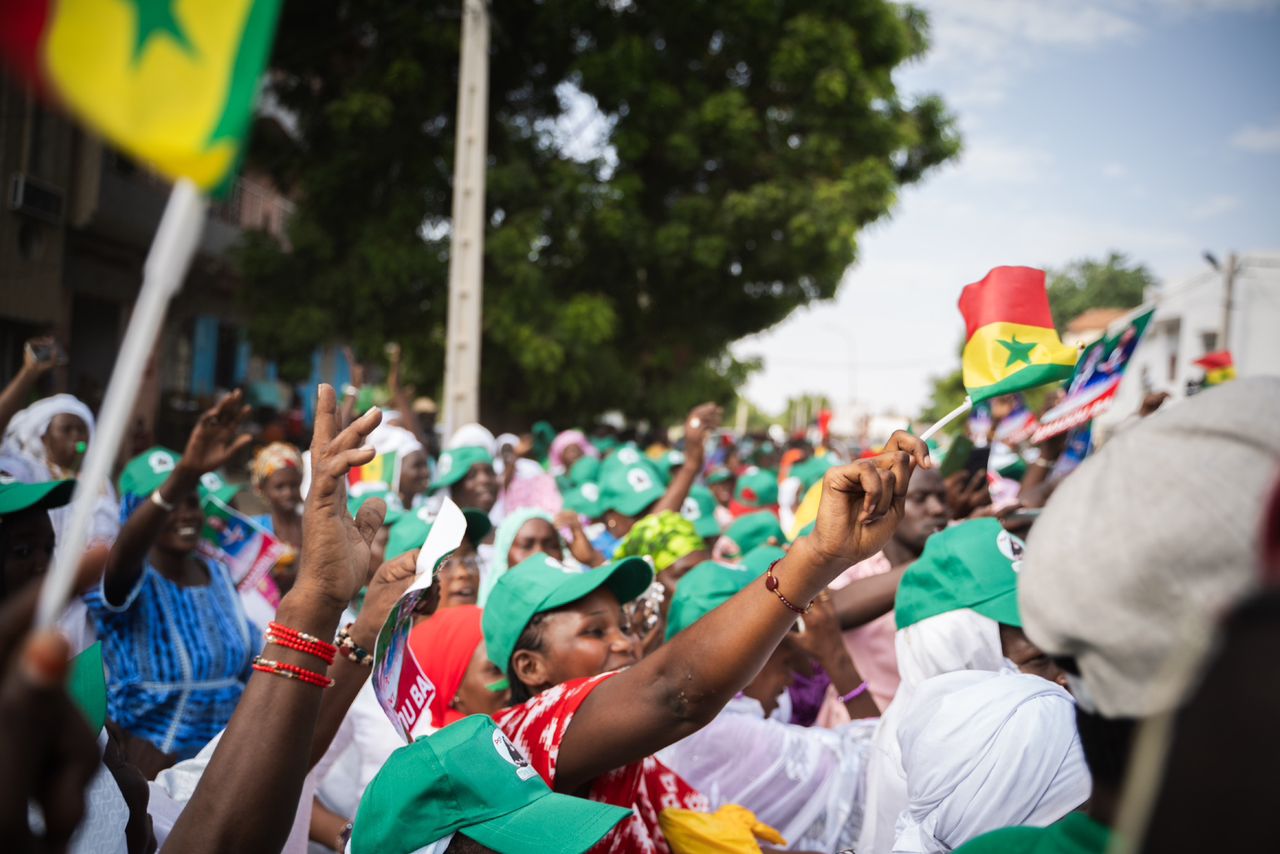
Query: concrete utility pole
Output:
[[442, 0, 490, 437], [1220, 251, 1239, 353]]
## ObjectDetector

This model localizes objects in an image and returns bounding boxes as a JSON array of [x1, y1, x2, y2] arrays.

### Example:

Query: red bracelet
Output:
[[266, 631, 336, 665], [267, 622, 338, 661], [764, 559, 813, 615], [253, 656, 334, 688]]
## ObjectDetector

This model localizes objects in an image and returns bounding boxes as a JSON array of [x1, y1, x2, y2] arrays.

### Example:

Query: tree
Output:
[[239, 1, 960, 428], [918, 252, 1154, 427]]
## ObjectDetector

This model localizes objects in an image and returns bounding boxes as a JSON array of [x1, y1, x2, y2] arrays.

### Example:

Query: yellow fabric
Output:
[[788, 480, 823, 541], [44, 0, 255, 191], [961, 321, 1077, 389], [1205, 365, 1237, 385], [659, 805, 787, 853]]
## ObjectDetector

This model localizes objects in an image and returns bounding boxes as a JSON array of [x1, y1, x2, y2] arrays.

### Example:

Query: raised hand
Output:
[[349, 549, 428, 650], [294, 384, 386, 611], [21, 336, 62, 375], [179, 390, 253, 475], [684, 402, 723, 448], [806, 431, 930, 569]]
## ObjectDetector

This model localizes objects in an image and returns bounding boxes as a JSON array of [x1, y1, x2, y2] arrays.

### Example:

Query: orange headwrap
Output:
[[408, 605, 485, 730]]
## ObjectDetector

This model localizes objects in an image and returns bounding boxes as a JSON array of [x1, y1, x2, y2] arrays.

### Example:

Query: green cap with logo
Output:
[[483, 553, 653, 674], [597, 447, 665, 517], [613, 510, 705, 572], [0, 478, 74, 516], [561, 481, 603, 520], [734, 467, 778, 508], [895, 517, 1025, 631], [118, 446, 181, 499], [352, 714, 630, 854], [430, 446, 494, 492], [724, 511, 787, 556], [680, 484, 722, 540], [568, 456, 601, 487], [665, 559, 760, 641], [347, 483, 404, 528], [704, 466, 734, 486], [788, 455, 833, 491], [196, 470, 241, 510], [385, 505, 493, 562]]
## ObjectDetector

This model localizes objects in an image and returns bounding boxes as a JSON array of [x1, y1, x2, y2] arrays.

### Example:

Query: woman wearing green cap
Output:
[[85, 392, 257, 764], [479, 432, 930, 851]]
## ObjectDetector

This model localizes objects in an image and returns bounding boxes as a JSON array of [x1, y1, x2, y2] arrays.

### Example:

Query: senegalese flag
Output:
[[959, 266, 1078, 403], [1193, 350, 1236, 385], [349, 452, 399, 491], [0, 0, 281, 194]]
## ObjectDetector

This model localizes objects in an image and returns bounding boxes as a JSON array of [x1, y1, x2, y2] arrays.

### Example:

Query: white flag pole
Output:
[[36, 178, 208, 628], [919, 395, 973, 443]]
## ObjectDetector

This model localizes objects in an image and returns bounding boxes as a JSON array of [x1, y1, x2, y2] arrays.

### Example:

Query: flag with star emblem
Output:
[[0, 0, 281, 194], [958, 266, 1078, 403]]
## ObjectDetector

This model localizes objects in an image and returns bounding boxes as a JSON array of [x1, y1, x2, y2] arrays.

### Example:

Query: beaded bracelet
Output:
[[764, 559, 813, 615], [335, 624, 374, 667], [253, 656, 334, 688], [267, 622, 338, 663], [266, 631, 336, 665], [839, 682, 869, 703]]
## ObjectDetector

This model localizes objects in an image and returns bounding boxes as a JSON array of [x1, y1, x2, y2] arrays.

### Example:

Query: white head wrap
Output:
[[447, 422, 497, 456], [858, 609, 1007, 854], [2, 394, 96, 475], [892, 670, 1091, 853]]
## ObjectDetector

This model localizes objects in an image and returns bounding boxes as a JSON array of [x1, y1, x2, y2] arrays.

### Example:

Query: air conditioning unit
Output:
[[9, 173, 64, 224]]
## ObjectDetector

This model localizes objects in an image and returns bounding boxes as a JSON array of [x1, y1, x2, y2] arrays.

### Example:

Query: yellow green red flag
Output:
[[0, 0, 281, 194], [959, 266, 1079, 403]]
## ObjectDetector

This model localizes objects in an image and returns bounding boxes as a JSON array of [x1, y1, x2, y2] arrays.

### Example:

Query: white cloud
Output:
[[1230, 118, 1280, 153], [1187, 194, 1242, 219]]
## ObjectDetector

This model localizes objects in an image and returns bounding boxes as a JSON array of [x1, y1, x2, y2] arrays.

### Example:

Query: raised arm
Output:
[[649, 403, 722, 516], [556, 433, 930, 791], [0, 337, 60, 438], [100, 392, 251, 605], [164, 386, 385, 854]]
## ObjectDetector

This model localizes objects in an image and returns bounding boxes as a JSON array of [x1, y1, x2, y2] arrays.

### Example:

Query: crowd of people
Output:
[[0, 334, 1277, 854]]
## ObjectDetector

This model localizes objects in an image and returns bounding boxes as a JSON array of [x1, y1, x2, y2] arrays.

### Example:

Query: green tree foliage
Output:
[[918, 252, 1155, 427], [240, 1, 960, 427]]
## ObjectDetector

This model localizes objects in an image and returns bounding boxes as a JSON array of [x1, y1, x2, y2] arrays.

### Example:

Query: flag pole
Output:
[[919, 396, 973, 442], [36, 178, 208, 628]]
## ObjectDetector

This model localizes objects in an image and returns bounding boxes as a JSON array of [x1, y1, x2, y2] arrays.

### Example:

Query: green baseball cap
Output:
[[741, 544, 787, 576], [734, 467, 778, 508], [680, 484, 722, 540], [385, 505, 493, 561], [0, 478, 74, 516], [705, 466, 734, 486], [590, 435, 620, 455], [568, 456, 601, 487], [196, 470, 241, 510], [431, 446, 494, 492], [665, 560, 759, 641], [118, 446, 181, 499], [347, 483, 404, 527], [483, 553, 653, 674], [788, 456, 833, 491], [352, 714, 630, 854], [597, 448, 665, 517], [561, 481, 603, 520], [613, 510, 706, 572], [724, 511, 787, 556], [895, 518, 1026, 631]]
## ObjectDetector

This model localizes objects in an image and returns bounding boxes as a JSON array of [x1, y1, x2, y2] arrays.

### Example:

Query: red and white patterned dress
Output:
[[496, 673, 709, 853]]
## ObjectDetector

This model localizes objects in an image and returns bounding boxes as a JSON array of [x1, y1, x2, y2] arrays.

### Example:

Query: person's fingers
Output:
[[329, 405, 383, 455], [879, 450, 913, 503], [227, 433, 254, 459], [322, 447, 377, 481], [883, 430, 932, 469], [353, 499, 386, 547], [312, 384, 337, 450], [872, 468, 896, 519]]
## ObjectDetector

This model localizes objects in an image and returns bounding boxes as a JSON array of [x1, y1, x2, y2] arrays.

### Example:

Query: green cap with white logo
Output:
[[665, 559, 759, 641], [347, 483, 405, 528], [118, 446, 181, 499], [352, 714, 630, 854], [597, 447, 665, 517], [734, 467, 778, 508], [562, 481, 603, 519], [483, 552, 653, 674], [680, 484, 722, 540], [895, 518, 1025, 630], [196, 470, 241, 510], [430, 446, 494, 492], [568, 456, 601, 487], [724, 511, 787, 556]]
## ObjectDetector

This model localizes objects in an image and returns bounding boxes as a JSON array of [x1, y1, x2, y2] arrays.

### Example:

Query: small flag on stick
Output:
[[1193, 350, 1236, 386], [959, 266, 1078, 403]]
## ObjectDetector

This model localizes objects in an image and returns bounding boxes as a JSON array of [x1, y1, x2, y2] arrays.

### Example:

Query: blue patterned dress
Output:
[[84, 555, 258, 760]]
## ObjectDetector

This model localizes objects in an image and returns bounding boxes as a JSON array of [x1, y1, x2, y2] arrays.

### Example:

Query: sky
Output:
[[732, 0, 1280, 417]]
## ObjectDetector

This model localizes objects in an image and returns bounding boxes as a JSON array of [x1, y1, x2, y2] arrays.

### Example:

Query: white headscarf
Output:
[[858, 609, 1007, 854], [892, 670, 1090, 853], [447, 422, 497, 456], [2, 393, 96, 475]]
